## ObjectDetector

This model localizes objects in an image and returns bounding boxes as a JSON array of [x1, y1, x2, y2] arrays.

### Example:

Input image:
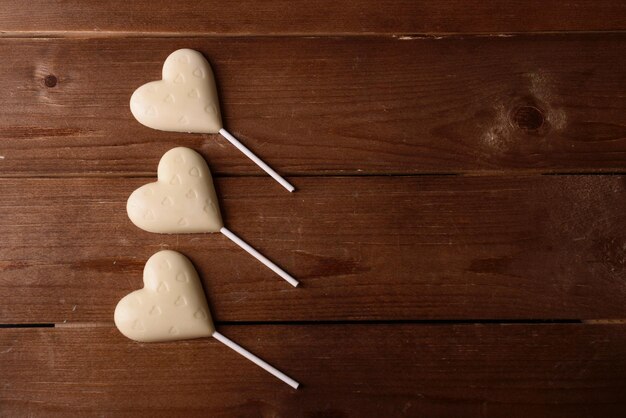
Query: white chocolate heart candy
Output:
[[130, 48, 222, 133], [114, 251, 301, 389], [127, 147, 299, 287], [114, 250, 214, 342], [127, 147, 223, 234]]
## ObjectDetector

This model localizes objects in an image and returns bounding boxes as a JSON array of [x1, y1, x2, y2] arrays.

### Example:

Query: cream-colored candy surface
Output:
[[127, 147, 223, 233], [130, 48, 222, 133], [114, 250, 214, 342]]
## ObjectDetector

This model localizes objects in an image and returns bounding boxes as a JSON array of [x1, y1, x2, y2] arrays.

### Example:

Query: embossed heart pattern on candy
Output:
[[130, 48, 294, 192]]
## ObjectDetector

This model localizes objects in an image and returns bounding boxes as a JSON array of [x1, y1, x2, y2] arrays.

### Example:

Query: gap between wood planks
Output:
[[9, 320, 626, 329], [0, 319, 587, 329], [1, 172, 624, 180], [1, 31, 626, 39]]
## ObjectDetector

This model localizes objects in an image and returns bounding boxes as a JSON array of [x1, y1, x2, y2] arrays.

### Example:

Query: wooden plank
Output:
[[1, 175, 624, 324], [0, 36, 625, 177], [1, 324, 626, 416], [0, 1, 625, 36]]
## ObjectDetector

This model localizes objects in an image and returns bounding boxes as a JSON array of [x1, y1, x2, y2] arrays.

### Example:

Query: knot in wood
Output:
[[44, 74, 58, 88], [512, 105, 544, 131]]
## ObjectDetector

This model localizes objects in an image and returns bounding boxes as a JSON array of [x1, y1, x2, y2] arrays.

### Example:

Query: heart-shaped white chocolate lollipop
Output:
[[127, 147, 222, 234], [130, 49, 222, 134], [127, 147, 299, 287], [114, 250, 214, 342], [129, 48, 294, 192], [114, 250, 300, 389]]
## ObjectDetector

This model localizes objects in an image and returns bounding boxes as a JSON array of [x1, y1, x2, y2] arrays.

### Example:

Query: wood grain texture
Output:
[[1, 176, 624, 323], [0, 35, 625, 177], [0, 0, 625, 35], [1, 2, 625, 416], [2, 324, 626, 417]]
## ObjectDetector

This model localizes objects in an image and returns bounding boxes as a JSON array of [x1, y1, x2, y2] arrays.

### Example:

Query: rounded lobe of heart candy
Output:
[[126, 147, 223, 234], [129, 48, 222, 134], [114, 250, 215, 343]]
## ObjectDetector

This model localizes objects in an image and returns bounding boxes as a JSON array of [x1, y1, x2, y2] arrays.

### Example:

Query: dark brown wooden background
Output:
[[1, 2, 625, 417]]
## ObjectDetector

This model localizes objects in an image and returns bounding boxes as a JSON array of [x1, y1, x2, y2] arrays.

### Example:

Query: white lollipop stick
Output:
[[212, 331, 300, 389], [219, 128, 295, 193], [220, 227, 299, 287]]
